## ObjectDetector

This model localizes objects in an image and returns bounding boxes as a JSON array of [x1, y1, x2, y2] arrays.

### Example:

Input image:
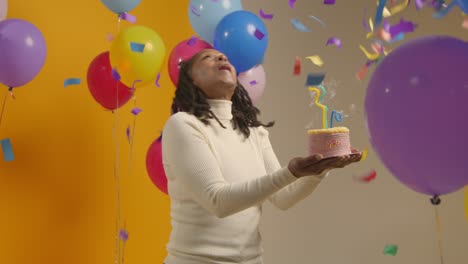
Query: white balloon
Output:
[[0, 0, 7, 21]]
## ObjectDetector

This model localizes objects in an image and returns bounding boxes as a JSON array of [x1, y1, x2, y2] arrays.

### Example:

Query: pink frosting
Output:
[[308, 132, 351, 158]]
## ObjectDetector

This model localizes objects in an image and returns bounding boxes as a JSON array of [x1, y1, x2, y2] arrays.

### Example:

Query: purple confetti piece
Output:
[[324, 0, 336, 4], [289, 0, 296, 8], [249, 80, 258, 85], [190, 5, 200, 16], [112, 68, 120, 81], [259, 8, 274, 19], [119, 13, 137, 23], [362, 8, 370, 31], [155, 72, 161, 88], [119, 229, 129, 241], [383, 19, 390, 32], [131, 80, 142, 92], [254, 29, 265, 40], [157, 134, 163, 142], [325, 37, 342, 48], [415, 0, 425, 9], [131, 107, 142, 116], [389, 18, 416, 38], [126, 126, 130, 143], [187, 36, 198, 46]]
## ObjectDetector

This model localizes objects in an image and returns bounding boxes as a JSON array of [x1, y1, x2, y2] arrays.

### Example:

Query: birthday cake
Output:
[[307, 127, 352, 158]]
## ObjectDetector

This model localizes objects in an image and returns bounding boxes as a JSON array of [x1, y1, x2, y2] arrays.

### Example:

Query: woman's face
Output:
[[190, 49, 237, 100]]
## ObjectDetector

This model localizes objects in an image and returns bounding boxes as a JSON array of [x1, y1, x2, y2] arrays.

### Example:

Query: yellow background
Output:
[[0, 1, 190, 263]]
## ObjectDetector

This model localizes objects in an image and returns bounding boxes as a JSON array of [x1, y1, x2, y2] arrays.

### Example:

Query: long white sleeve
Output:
[[162, 113, 298, 218], [257, 127, 328, 210]]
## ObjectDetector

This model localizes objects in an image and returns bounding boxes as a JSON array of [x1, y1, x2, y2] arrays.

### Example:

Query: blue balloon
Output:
[[188, 0, 243, 43], [214, 10, 268, 73], [100, 0, 141, 14]]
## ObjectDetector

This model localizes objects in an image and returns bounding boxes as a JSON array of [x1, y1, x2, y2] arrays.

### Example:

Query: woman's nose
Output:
[[217, 54, 227, 61]]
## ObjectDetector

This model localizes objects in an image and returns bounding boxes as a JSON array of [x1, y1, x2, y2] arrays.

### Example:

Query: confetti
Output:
[[360, 149, 369, 161], [383, 7, 392, 17], [259, 8, 274, 19], [126, 126, 131, 143], [293, 57, 301, 75], [383, 244, 398, 256], [130, 42, 145, 52], [324, 0, 336, 4], [463, 17, 468, 29], [415, 0, 425, 9], [63, 78, 81, 88], [362, 8, 370, 31], [1, 138, 14, 162], [388, 32, 405, 43], [155, 73, 161, 88], [249, 80, 258, 85], [309, 15, 327, 27], [375, 0, 387, 26], [353, 169, 377, 183], [119, 13, 136, 23], [389, 0, 409, 15], [356, 64, 369, 80], [306, 55, 324, 67], [254, 29, 265, 40], [306, 73, 326, 86], [187, 36, 198, 46], [131, 107, 142, 116], [190, 5, 200, 17], [106, 32, 114, 42], [111, 68, 121, 81], [289, 0, 296, 8], [433, 1, 456, 18], [326, 37, 342, 48], [291, 18, 311, 32], [359, 45, 380, 60], [119, 229, 129, 241], [389, 18, 416, 38]]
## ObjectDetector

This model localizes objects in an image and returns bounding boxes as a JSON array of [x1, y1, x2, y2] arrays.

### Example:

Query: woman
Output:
[[162, 49, 361, 264]]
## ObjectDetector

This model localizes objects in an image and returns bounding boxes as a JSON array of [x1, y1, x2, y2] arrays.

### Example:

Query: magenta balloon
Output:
[[146, 136, 168, 195], [168, 37, 212, 87], [238, 65, 266, 105], [0, 19, 47, 88], [365, 36, 468, 196]]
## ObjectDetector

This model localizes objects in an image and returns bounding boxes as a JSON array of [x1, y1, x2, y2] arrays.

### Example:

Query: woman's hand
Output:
[[288, 152, 362, 178]]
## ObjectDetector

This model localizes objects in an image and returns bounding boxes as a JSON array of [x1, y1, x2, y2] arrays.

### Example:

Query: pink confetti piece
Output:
[[289, 0, 296, 8], [259, 8, 274, 19], [249, 80, 258, 85], [106, 33, 114, 42], [463, 17, 468, 30], [254, 29, 265, 40], [111, 68, 120, 81], [326, 37, 342, 48], [324, 0, 336, 4], [131, 107, 142, 116], [353, 169, 377, 183], [155, 73, 161, 88], [119, 13, 136, 23], [187, 36, 198, 46], [119, 229, 129, 241]]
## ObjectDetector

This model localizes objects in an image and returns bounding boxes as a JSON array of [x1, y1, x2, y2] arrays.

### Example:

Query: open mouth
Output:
[[218, 65, 231, 72]]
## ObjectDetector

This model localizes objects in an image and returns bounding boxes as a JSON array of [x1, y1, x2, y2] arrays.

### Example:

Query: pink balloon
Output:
[[168, 37, 212, 86], [146, 136, 167, 195], [238, 65, 266, 105]]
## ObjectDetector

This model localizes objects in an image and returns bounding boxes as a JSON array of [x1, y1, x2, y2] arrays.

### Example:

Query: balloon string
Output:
[[431, 196, 445, 264], [113, 82, 122, 264], [127, 95, 137, 181]]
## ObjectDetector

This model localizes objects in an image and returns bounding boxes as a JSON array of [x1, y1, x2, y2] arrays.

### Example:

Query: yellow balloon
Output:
[[465, 187, 468, 223], [110, 25, 166, 88]]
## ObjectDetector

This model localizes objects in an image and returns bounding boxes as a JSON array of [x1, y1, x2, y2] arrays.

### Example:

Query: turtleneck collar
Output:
[[207, 99, 233, 120]]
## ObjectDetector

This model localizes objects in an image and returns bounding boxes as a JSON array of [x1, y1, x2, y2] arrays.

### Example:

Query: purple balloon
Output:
[[365, 36, 468, 196], [0, 19, 47, 88]]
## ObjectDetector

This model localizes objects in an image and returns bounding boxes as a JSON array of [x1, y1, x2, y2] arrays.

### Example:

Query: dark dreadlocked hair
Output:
[[171, 51, 274, 138]]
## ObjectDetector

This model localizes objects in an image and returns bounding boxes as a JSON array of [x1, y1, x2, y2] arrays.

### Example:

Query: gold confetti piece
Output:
[[305, 55, 324, 67], [383, 7, 392, 17], [361, 149, 369, 161], [390, 0, 409, 15], [359, 45, 380, 60], [366, 32, 374, 39], [369, 17, 374, 32]]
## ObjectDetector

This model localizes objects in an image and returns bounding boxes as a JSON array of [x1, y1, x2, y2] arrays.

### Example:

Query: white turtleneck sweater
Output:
[[162, 99, 327, 264]]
